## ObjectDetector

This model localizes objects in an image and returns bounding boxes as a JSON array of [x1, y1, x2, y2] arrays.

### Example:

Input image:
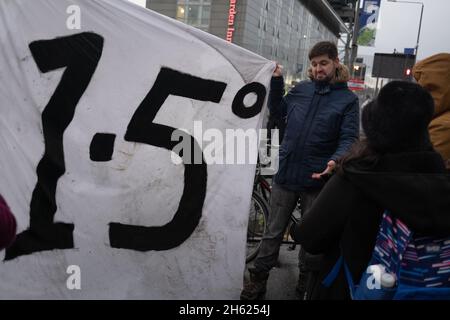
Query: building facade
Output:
[[146, 0, 346, 85]]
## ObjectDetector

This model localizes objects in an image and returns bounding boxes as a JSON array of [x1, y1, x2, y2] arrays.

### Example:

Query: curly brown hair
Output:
[[308, 41, 338, 61]]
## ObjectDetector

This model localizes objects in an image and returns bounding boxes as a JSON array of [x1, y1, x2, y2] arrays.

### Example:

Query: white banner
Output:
[[0, 0, 274, 299]]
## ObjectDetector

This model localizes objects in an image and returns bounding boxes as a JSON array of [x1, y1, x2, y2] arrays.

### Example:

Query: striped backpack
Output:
[[323, 211, 450, 300]]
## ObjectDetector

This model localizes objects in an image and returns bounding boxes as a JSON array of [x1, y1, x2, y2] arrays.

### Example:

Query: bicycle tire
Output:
[[246, 191, 269, 263]]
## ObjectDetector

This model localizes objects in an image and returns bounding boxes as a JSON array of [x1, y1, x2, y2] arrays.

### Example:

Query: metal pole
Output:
[[343, 33, 352, 68], [350, 0, 362, 70], [415, 3, 424, 59], [375, 77, 380, 96]]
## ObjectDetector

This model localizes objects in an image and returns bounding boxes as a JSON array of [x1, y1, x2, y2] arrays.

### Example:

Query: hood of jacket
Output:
[[307, 63, 350, 84], [343, 151, 450, 236], [413, 53, 450, 117]]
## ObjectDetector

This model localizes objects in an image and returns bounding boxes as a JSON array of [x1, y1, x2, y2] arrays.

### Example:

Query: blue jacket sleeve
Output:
[[268, 76, 287, 121], [330, 97, 360, 162]]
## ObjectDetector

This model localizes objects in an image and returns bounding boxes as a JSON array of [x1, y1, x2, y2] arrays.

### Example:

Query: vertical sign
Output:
[[226, 0, 237, 42]]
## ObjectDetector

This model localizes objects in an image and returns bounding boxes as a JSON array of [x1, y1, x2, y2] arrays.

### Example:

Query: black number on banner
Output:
[[232, 82, 267, 119], [5, 32, 104, 261], [109, 68, 226, 251], [4, 32, 266, 259]]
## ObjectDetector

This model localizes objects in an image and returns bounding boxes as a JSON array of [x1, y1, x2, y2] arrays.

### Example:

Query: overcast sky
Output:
[[127, 0, 146, 7]]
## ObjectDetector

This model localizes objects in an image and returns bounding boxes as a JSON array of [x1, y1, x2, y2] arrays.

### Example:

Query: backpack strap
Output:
[[343, 260, 357, 299], [322, 255, 343, 287], [322, 254, 357, 298]]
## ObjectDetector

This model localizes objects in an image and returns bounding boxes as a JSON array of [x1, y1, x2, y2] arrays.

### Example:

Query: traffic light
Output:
[[404, 67, 413, 81], [353, 65, 360, 77], [352, 64, 366, 80]]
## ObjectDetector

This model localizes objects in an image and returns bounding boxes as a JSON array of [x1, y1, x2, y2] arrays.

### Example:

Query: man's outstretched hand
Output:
[[312, 160, 336, 180]]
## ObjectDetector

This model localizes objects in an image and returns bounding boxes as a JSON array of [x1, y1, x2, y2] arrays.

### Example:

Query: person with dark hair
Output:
[[240, 41, 359, 300], [0, 194, 17, 250], [291, 81, 450, 299]]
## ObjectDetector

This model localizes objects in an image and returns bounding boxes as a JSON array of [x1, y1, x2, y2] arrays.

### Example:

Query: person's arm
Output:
[[330, 98, 360, 162], [291, 174, 354, 254], [268, 64, 288, 122], [0, 194, 17, 250]]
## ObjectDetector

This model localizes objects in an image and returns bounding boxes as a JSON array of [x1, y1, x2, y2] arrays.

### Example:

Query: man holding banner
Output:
[[241, 41, 359, 300]]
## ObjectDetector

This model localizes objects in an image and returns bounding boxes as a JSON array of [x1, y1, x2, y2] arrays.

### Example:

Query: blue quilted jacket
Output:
[[269, 73, 359, 191]]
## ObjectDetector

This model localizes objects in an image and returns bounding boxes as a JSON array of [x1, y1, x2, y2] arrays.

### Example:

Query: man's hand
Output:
[[273, 63, 283, 77], [312, 160, 336, 180]]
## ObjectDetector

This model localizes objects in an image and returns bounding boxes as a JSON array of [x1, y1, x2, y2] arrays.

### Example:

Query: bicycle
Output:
[[246, 191, 269, 262], [245, 162, 271, 262]]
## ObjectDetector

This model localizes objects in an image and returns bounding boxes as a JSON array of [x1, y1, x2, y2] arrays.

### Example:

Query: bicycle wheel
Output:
[[254, 175, 271, 203], [246, 191, 269, 263]]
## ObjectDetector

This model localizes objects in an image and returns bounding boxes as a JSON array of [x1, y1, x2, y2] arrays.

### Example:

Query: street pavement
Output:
[[243, 243, 301, 300]]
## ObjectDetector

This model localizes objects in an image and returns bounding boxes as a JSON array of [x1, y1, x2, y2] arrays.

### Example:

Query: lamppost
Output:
[[387, 0, 424, 58]]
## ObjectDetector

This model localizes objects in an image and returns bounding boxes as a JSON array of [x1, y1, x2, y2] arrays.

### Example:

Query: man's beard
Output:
[[314, 66, 337, 83], [314, 74, 333, 84]]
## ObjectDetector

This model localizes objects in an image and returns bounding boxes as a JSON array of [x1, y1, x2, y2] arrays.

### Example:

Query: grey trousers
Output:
[[253, 183, 320, 273]]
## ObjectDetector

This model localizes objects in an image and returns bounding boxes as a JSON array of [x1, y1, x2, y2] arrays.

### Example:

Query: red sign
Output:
[[348, 78, 365, 91], [226, 0, 237, 43]]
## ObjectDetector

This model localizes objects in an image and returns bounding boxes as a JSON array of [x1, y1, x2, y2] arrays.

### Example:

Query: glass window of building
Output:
[[176, 0, 211, 31]]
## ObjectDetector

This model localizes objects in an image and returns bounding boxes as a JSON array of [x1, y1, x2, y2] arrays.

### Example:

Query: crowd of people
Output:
[[241, 42, 450, 300]]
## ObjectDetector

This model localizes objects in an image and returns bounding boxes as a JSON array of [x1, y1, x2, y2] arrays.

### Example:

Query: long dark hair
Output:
[[337, 138, 380, 174]]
